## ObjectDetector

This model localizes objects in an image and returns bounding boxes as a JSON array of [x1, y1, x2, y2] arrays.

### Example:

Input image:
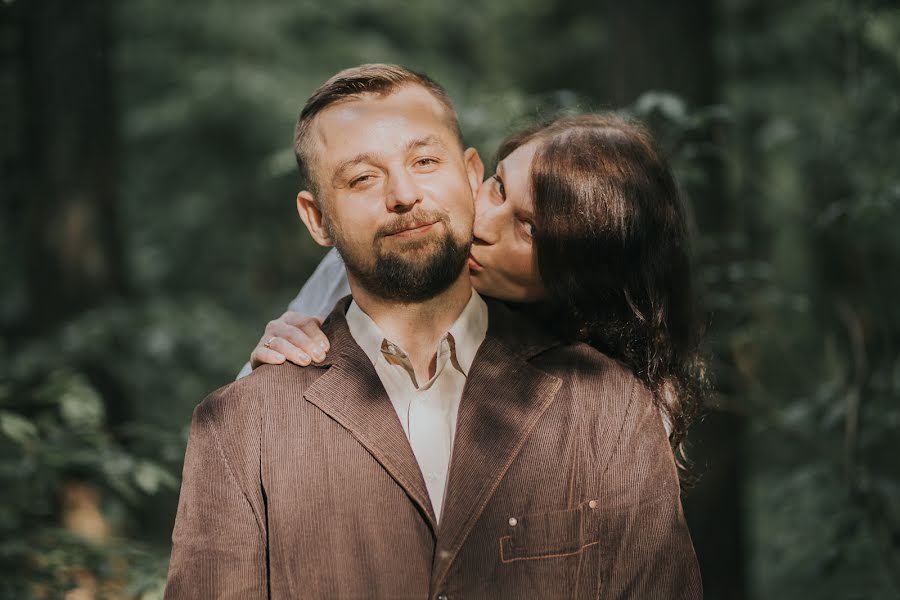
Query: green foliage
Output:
[[0, 291, 266, 595], [0, 359, 175, 596], [2, 0, 899, 597], [721, 0, 900, 596]]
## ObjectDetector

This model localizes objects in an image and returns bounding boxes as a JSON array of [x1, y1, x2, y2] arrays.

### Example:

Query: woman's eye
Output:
[[492, 175, 506, 199], [350, 175, 373, 187], [523, 221, 536, 238]]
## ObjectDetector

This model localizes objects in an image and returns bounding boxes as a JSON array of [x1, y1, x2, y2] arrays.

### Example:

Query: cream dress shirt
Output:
[[345, 290, 488, 522]]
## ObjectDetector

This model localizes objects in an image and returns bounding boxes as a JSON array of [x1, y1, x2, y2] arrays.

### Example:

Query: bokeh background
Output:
[[2, 0, 899, 598]]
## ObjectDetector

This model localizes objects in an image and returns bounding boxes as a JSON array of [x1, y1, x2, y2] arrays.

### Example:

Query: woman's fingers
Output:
[[275, 313, 330, 356], [298, 319, 330, 353], [263, 336, 312, 366], [250, 312, 331, 371], [250, 345, 286, 369], [273, 325, 326, 362]]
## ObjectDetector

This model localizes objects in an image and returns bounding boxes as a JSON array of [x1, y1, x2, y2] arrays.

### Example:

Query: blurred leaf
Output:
[[633, 91, 688, 123], [0, 411, 38, 445], [59, 382, 105, 431], [133, 461, 178, 495]]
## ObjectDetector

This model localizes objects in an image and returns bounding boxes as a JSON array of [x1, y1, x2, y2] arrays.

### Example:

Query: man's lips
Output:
[[385, 221, 438, 238]]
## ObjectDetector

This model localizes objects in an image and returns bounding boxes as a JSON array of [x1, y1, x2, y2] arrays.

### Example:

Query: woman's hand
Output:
[[250, 311, 331, 369]]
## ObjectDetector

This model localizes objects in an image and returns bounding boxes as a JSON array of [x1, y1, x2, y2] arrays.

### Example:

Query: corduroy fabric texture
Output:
[[164, 297, 702, 599]]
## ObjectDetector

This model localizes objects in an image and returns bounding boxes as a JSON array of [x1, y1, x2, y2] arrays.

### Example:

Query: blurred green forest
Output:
[[1, 0, 899, 598]]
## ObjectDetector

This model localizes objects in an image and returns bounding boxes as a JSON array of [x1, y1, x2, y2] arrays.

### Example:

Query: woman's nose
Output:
[[473, 201, 501, 245]]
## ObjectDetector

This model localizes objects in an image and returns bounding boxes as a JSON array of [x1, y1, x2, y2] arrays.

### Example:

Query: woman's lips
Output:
[[467, 254, 483, 272]]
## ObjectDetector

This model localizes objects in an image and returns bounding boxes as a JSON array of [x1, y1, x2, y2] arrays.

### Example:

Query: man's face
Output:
[[301, 85, 481, 303]]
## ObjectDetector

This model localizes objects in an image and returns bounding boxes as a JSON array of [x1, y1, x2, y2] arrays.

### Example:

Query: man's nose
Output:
[[385, 171, 421, 213]]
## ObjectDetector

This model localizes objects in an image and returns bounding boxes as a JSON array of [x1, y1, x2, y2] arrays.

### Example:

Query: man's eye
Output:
[[416, 158, 438, 167], [350, 175, 373, 187]]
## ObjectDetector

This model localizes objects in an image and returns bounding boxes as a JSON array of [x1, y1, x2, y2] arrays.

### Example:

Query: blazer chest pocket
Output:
[[500, 500, 600, 563]]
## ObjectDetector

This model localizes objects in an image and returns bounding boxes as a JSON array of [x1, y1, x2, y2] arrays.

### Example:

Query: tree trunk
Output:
[[11, 0, 124, 336]]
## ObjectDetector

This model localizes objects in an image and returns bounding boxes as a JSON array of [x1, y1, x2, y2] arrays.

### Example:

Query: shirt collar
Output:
[[444, 289, 488, 375], [345, 301, 388, 367], [345, 289, 488, 376]]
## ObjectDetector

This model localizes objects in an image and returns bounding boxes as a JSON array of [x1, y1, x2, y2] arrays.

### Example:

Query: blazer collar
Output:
[[432, 299, 564, 582], [303, 297, 438, 532], [306, 296, 566, 566]]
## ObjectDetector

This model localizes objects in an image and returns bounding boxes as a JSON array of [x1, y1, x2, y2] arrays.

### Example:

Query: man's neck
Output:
[[348, 273, 474, 383]]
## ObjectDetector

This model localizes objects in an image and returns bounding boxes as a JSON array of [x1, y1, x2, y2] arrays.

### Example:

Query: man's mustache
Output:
[[377, 210, 449, 237]]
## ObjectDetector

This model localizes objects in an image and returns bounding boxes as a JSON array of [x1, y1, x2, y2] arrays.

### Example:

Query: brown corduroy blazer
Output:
[[164, 297, 701, 599]]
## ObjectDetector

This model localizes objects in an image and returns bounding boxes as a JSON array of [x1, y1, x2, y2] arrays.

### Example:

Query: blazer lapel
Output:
[[303, 299, 438, 533], [433, 301, 563, 582]]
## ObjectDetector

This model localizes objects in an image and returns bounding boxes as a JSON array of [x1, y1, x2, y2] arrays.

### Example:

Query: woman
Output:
[[246, 112, 707, 454]]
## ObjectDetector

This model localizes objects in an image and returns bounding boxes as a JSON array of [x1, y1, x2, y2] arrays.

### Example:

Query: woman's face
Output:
[[468, 141, 547, 302]]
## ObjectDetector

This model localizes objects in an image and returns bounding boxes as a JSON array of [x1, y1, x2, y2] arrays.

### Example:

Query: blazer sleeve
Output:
[[599, 379, 703, 600], [236, 247, 350, 380], [286, 247, 351, 318], [164, 396, 268, 599]]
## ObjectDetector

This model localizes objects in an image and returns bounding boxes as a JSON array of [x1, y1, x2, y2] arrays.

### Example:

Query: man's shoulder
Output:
[[482, 298, 560, 357], [483, 299, 639, 389], [196, 362, 325, 426], [538, 340, 635, 391]]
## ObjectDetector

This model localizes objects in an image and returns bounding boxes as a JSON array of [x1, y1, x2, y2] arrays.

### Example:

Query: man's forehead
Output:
[[312, 88, 458, 161]]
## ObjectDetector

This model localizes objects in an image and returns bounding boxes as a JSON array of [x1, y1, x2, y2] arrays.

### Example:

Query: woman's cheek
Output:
[[514, 249, 537, 282]]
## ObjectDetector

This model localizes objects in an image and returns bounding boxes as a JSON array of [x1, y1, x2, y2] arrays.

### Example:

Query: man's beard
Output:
[[329, 211, 471, 303]]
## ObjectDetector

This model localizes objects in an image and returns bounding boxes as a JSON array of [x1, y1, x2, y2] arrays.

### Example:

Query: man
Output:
[[165, 64, 701, 599]]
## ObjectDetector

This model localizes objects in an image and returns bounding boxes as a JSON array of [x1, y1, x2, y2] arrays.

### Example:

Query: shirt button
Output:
[[588, 500, 598, 509], [437, 594, 449, 600], [508, 517, 518, 527]]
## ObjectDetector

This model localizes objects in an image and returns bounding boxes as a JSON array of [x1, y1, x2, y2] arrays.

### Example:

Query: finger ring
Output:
[[264, 337, 277, 349]]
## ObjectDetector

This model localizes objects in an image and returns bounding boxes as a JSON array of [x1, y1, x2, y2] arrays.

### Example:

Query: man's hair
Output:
[[293, 64, 463, 195]]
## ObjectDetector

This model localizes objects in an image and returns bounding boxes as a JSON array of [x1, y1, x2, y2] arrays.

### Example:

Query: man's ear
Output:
[[296, 190, 334, 247], [463, 147, 485, 196]]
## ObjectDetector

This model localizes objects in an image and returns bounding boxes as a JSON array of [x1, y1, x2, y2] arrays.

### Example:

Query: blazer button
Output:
[[437, 594, 449, 600]]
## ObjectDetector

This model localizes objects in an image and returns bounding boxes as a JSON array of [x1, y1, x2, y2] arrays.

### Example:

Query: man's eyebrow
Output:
[[331, 153, 378, 185], [329, 136, 449, 186], [406, 135, 448, 152]]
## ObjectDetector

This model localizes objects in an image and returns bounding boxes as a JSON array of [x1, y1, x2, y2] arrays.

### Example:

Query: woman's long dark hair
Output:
[[497, 113, 708, 456]]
